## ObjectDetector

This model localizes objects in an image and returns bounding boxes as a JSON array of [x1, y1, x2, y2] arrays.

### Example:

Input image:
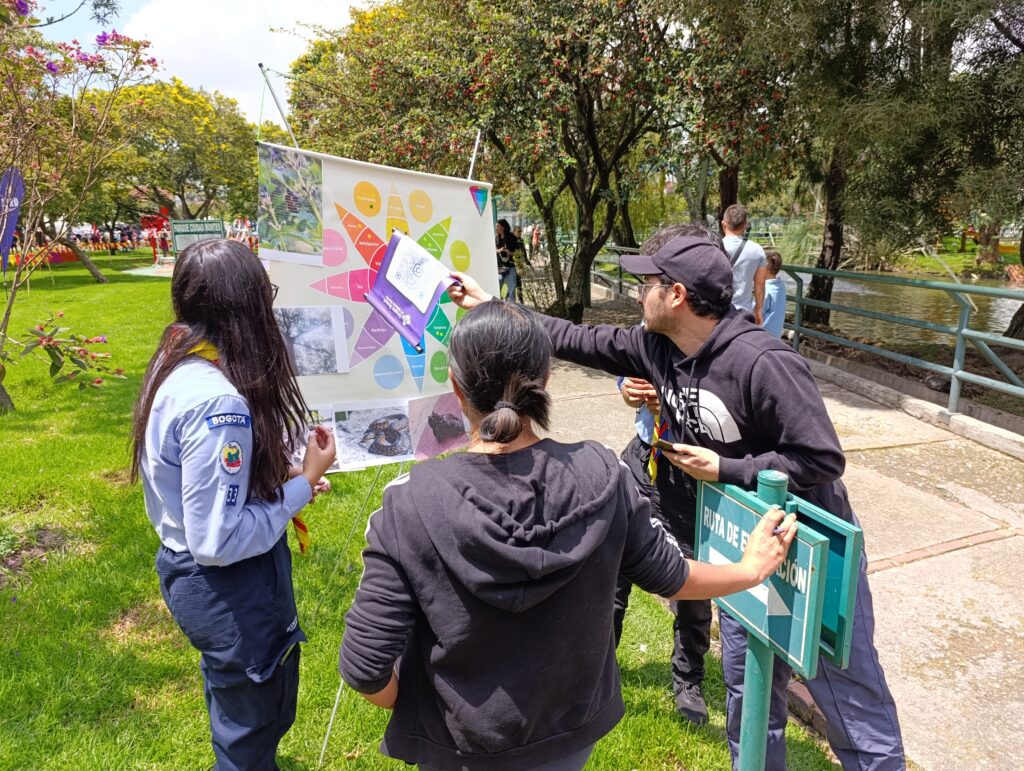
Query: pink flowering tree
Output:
[[0, 3, 157, 412]]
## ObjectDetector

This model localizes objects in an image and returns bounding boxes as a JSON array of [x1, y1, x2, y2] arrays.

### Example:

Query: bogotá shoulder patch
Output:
[[206, 413, 251, 430], [220, 441, 243, 474]]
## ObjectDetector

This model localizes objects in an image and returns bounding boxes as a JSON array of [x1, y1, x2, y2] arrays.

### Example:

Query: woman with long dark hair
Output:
[[339, 300, 796, 770], [131, 238, 336, 769], [495, 218, 521, 302]]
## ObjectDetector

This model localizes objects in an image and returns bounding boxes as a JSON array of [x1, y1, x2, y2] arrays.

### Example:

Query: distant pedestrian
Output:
[[760, 250, 786, 337], [495, 218, 521, 303], [721, 204, 768, 323], [158, 231, 170, 261]]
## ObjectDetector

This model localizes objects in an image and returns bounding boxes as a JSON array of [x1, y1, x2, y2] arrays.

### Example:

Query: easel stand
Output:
[[315, 459, 411, 768]]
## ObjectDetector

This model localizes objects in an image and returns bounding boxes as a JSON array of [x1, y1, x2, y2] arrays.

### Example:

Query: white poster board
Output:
[[258, 142, 496, 469]]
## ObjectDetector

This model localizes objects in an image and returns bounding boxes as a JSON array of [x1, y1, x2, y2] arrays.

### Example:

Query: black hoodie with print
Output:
[[339, 439, 688, 769], [539, 307, 853, 522]]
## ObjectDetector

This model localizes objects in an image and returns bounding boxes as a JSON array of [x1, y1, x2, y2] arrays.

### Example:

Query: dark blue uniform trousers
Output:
[[614, 435, 713, 693], [720, 550, 905, 770], [200, 647, 300, 770], [157, 536, 306, 770]]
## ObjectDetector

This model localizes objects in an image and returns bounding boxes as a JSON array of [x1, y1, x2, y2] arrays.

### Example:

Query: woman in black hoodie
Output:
[[339, 300, 796, 771]]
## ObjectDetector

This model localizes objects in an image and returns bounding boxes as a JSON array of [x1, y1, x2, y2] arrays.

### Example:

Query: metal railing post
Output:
[[947, 291, 972, 415], [789, 269, 803, 352]]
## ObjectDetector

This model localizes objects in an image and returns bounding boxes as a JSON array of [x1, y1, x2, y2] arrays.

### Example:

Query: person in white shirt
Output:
[[721, 204, 768, 323]]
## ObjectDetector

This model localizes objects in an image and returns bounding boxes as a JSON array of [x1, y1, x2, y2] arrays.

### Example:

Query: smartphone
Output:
[[652, 437, 678, 452]]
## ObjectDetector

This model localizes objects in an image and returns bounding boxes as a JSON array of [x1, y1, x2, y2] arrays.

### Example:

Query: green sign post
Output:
[[696, 470, 863, 770], [169, 219, 225, 253]]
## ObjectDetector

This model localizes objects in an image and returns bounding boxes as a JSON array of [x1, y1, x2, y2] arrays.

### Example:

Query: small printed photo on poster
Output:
[[274, 306, 351, 376], [333, 401, 414, 470], [408, 392, 469, 460], [290, 405, 342, 474]]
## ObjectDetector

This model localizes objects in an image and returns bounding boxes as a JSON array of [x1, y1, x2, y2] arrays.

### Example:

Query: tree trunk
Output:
[[976, 222, 1001, 264], [805, 147, 847, 326], [615, 199, 639, 249], [1005, 303, 1024, 340], [524, 184, 566, 317], [57, 237, 109, 284], [562, 196, 618, 322], [716, 164, 739, 226], [959, 228, 968, 253], [563, 239, 603, 323], [0, 381, 14, 414], [681, 157, 712, 225]]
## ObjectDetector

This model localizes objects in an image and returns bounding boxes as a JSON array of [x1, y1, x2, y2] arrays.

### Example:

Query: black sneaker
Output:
[[675, 682, 709, 726]]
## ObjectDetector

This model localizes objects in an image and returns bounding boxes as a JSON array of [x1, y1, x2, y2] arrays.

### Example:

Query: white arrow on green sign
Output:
[[697, 482, 829, 679]]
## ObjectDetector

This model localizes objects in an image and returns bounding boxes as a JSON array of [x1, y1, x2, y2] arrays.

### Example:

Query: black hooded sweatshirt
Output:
[[539, 307, 853, 522], [339, 439, 688, 769]]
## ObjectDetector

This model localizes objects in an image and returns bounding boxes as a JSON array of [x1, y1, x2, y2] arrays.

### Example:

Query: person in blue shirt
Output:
[[130, 238, 337, 770], [761, 250, 787, 338]]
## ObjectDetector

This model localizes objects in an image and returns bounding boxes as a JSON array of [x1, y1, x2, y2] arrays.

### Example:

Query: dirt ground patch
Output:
[[104, 597, 182, 650], [0, 526, 67, 588], [99, 468, 133, 487]]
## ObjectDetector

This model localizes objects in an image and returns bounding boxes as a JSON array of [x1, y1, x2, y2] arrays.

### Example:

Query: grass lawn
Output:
[[893, 238, 1022, 276], [0, 259, 836, 769]]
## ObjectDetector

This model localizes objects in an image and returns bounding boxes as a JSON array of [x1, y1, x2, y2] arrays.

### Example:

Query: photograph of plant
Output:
[[258, 144, 323, 258]]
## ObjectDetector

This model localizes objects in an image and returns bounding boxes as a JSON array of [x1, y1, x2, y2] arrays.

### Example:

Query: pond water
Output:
[[779, 273, 1023, 347]]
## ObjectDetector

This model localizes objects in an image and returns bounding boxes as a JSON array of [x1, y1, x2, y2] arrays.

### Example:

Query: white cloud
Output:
[[123, 0, 354, 126]]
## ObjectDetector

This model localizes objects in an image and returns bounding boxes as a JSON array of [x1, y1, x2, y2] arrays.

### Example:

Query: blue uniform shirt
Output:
[[141, 358, 312, 566], [761, 277, 787, 337]]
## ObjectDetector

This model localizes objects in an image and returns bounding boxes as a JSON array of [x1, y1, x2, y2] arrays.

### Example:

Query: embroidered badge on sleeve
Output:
[[225, 484, 240, 506], [206, 413, 251, 430], [220, 441, 243, 474]]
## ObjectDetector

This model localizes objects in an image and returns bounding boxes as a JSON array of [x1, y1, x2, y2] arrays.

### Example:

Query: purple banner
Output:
[[0, 168, 24, 274], [364, 232, 455, 351]]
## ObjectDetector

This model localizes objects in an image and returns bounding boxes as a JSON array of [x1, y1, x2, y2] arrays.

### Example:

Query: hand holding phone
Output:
[[656, 441, 720, 482], [652, 437, 677, 453]]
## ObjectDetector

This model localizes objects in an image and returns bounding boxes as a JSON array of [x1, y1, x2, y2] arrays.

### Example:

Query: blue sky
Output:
[[37, 0, 354, 125]]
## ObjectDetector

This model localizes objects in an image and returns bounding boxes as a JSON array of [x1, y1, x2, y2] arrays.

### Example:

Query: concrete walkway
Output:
[[544, 357, 1024, 771]]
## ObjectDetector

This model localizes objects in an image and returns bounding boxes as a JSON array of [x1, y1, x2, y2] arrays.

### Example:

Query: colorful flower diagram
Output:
[[258, 143, 496, 402], [258, 144, 499, 467], [312, 186, 465, 393]]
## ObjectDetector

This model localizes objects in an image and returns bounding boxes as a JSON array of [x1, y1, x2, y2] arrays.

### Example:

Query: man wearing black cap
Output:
[[448, 232, 905, 770]]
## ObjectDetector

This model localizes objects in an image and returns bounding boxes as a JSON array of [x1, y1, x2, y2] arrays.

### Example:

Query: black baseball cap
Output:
[[621, 236, 733, 302]]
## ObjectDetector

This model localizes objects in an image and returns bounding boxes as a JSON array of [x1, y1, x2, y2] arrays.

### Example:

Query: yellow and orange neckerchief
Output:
[[189, 341, 311, 555], [648, 411, 669, 482]]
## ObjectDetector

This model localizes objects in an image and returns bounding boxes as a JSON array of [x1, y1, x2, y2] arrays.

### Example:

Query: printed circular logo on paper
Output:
[[220, 441, 243, 474]]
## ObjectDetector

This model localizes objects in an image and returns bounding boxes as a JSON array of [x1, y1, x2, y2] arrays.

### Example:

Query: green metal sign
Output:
[[697, 481, 828, 679], [170, 219, 225, 253], [780, 495, 863, 669], [696, 470, 864, 771]]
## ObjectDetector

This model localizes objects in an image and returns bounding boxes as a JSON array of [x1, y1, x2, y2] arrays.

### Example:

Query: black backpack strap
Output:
[[728, 232, 750, 266]]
